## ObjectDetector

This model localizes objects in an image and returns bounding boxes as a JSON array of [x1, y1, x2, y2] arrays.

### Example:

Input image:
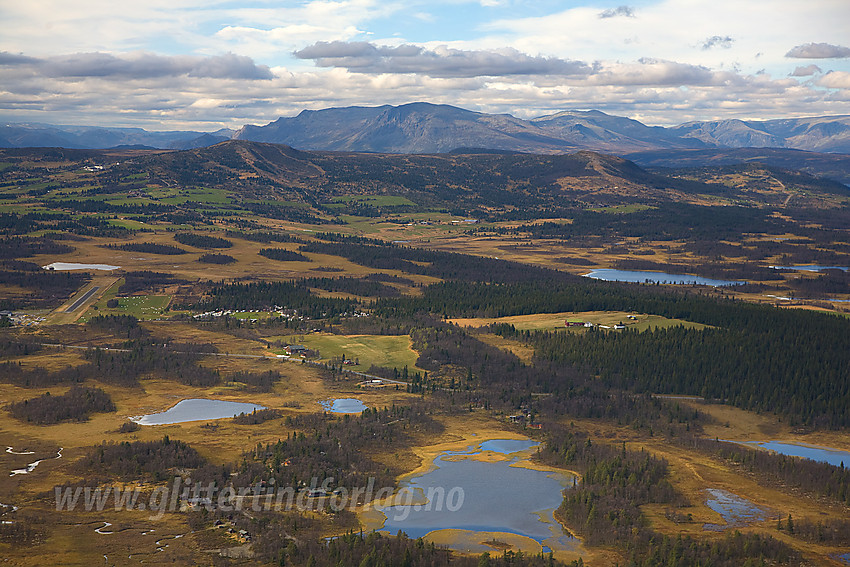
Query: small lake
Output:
[[770, 265, 848, 272], [737, 440, 850, 468], [375, 439, 576, 555], [42, 262, 121, 271], [703, 489, 770, 531], [584, 269, 742, 287], [478, 439, 538, 454], [319, 398, 368, 414], [131, 399, 266, 425]]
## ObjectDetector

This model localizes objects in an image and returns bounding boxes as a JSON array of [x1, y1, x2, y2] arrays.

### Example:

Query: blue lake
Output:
[[478, 439, 538, 454], [319, 398, 368, 413], [771, 265, 848, 272], [131, 399, 266, 425], [738, 440, 850, 468], [376, 440, 576, 554], [584, 269, 742, 287], [703, 489, 770, 531]]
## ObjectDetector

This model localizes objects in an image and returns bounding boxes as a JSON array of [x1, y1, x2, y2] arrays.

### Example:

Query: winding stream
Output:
[[94, 521, 113, 534], [9, 447, 63, 476], [6, 446, 35, 455]]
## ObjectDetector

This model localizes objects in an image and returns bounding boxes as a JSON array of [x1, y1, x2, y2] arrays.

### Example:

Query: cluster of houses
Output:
[[284, 344, 308, 356], [0, 310, 45, 326], [212, 520, 252, 543], [507, 408, 542, 429], [565, 315, 637, 330]]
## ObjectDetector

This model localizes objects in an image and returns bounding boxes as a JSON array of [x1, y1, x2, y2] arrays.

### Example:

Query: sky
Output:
[[1, 0, 849, 130]]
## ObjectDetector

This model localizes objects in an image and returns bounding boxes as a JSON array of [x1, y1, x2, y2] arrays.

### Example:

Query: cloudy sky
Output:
[[1, 0, 849, 130]]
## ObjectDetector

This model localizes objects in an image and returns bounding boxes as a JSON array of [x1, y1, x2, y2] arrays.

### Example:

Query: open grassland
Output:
[[0, 356, 415, 466], [269, 332, 424, 373], [449, 310, 708, 332], [144, 321, 272, 355], [27, 229, 443, 290]]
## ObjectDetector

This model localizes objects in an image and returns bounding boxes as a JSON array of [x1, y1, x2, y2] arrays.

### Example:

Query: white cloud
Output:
[[294, 41, 591, 78], [701, 36, 733, 50], [0, 51, 273, 80], [598, 6, 635, 19], [485, 0, 850, 77], [585, 59, 718, 87], [1, 0, 850, 129], [817, 71, 850, 89], [785, 43, 850, 59], [790, 64, 821, 77]]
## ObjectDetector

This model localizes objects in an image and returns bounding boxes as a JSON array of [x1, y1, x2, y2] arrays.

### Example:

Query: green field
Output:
[[82, 285, 172, 321], [449, 311, 708, 332], [106, 218, 163, 230], [331, 195, 419, 207], [271, 333, 423, 372], [159, 187, 232, 205]]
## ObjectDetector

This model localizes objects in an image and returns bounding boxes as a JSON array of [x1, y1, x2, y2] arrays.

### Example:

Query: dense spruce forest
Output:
[[198, 252, 237, 264], [78, 436, 205, 480], [173, 232, 233, 249], [9, 386, 115, 424], [258, 247, 312, 262], [103, 242, 189, 255]]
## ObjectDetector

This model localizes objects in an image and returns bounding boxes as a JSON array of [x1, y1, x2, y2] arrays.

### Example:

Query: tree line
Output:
[[103, 242, 188, 255], [259, 248, 312, 262]]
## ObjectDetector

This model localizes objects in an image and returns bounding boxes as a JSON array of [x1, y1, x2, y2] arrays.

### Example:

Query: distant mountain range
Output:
[[4, 103, 850, 156], [0, 123, 233, 151]]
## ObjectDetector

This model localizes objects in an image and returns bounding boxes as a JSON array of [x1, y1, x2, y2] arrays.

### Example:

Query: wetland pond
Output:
[[584, 269, 742, 287], [703, 489, 770, 531], [130, 399, 265, 425], [734, 440, 850, 467], [373, 439, 577, 556], [319, 398, 368, 413]]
